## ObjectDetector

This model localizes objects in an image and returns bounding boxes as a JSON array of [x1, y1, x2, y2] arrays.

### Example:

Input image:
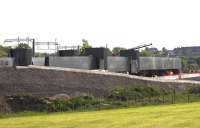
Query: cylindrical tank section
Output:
[[10, 48, 32, 66]]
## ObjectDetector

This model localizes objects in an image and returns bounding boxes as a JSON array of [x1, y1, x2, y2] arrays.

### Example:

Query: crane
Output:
[[131, 43, 152, 50]]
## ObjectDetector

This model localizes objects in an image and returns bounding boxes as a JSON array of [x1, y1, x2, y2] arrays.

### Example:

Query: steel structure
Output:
[[57, 45, 80, 50], [131, 43, 152, 50], [4, 37, 35, 56], [35, 41, 58, 51], [4, 37, 59, 56]]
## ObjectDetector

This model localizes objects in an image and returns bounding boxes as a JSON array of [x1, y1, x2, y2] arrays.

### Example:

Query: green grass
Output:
[[1, 102, 200, 128]]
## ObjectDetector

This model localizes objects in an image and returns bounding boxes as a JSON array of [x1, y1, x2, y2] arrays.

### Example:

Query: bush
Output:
[[187, 85, 200, 94], [16, 43, 31, 49], [48, 95, 99, 112], [48, 100, 71, 112], [3, 86, 187, 113], [6, 95, 47, 112], [108, 87, 162, 101], [4, 95, 101, 112]]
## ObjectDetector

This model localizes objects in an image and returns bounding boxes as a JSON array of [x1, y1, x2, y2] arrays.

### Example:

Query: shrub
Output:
[[48, 100, 71, 112], [108, 87, 162, 101], [187, 85, 200, 94], [6, 95, 47, 112], [16, 43, 31, 49], [48, 95, 99, 112]]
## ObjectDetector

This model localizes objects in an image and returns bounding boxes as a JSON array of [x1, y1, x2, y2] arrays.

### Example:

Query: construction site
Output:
[[2, 1, 200, 127], [0, 37, 198, 97], [1, 37, 182, 76]]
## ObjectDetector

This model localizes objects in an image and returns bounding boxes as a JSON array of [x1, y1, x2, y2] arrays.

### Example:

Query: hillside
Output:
[[0, 102, 200, 128]]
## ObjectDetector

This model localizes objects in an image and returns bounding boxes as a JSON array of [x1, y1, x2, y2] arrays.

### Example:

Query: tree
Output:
[[100, 47, 112, 56], [0, 49, 7, 57], [188, 63, 199, 72], [112, 47, 126, 55], [16, 43, 31, 49], [181, 57, 200, 73], [80, 39, 92, 55], [140, 48, 161, 57], [196, 57, 200, 67], [181, 57, 189, 72], [0, 45, 10, 57], [161, 47, 168, 57], [106, 48, 112, 56], [140, 49, 155, 57]]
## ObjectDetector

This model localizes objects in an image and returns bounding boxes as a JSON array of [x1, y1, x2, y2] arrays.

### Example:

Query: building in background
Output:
[[146, 47, 159, 52], [172, 46, 200, 57]]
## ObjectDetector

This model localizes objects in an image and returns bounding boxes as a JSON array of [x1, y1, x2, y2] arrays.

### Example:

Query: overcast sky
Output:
[[0, 0, 200, 50]]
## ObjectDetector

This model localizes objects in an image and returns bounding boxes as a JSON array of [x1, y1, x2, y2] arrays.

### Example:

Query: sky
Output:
[[0, 0, 200, 51]]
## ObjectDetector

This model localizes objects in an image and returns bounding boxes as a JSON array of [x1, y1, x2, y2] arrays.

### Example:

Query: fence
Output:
[[1, 90, 200, 113], [45, 93, 200, 112], [76, 93, 199, 112]]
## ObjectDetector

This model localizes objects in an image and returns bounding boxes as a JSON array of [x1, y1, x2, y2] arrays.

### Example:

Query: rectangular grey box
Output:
[[139, 57, 181, 70], [107, 56, 128, 72], [49, 56, 93, 69], [32, 57, 45, 66], [131, 59, 138, 73]]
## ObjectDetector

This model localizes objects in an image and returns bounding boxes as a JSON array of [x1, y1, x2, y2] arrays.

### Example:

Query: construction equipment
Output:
[[131, 43, 152, 50]]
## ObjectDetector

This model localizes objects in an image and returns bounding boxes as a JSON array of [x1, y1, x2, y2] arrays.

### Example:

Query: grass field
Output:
[[0, 102, 200, 128]]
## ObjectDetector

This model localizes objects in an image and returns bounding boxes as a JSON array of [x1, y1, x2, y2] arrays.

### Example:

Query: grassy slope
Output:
[[0, 102, 200, 128]]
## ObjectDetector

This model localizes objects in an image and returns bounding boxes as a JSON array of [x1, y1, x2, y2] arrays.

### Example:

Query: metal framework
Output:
[[35, 41, 58, 51], [4, 37, 59, 56], [131, 43, 152, 50], [4, 37, 35, 56], [57, 45, 80, 50]]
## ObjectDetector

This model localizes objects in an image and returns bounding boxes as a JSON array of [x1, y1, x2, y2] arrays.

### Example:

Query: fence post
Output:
[[73, 103, 75, 111], [148, 96, 151, 104], [173, 89, 176, 104], [187, 94, 190, 103], [134, 95, 137, 104], [162, 95, 165, 104], [127, 97, 129, 107], [171, 94, 174, 104], [98, 97, 101, 111]]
